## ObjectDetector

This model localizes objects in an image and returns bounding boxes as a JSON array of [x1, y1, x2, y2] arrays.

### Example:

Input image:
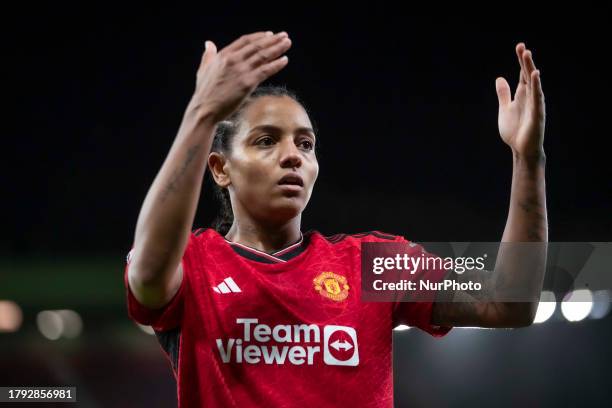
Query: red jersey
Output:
[[124, 229, 451, 407]]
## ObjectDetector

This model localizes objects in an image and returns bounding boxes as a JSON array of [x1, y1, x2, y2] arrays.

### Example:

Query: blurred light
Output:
[[393, 325, 411, 331], [37, 311, 64, 340], [589, 290, 611, 319], [0, 300, 23, 332], [37, 309, 83, 340], [56, 310, 83, 338], [533, 291, 556, 324], [137, 324, 155, 335], [561, 289, 593, 322]]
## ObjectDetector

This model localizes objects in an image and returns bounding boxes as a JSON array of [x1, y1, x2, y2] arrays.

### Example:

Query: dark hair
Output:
[[209, 85, 313, 236]]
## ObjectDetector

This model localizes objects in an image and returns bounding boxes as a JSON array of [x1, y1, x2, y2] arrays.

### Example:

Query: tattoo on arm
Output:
[[518, 195, 546, 240], [160, 144, 201, 202], [431, 268, 499, 326]]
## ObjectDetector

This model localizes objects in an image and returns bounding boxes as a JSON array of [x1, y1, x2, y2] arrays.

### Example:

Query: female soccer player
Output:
[[124, 31, 547, 407]]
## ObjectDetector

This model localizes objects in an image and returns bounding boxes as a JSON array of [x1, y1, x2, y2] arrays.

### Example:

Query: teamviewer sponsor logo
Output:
[[323, 325, 359, 366], [212, 277, 242, 294], [216, 318, 359, 366]]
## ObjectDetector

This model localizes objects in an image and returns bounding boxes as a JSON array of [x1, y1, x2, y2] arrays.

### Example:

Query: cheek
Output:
[[306, 158, 319, 186], [231, 156, 271, 190]]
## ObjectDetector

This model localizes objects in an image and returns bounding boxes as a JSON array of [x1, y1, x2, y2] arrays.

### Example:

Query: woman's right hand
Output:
[[189, 31, 292, 123]]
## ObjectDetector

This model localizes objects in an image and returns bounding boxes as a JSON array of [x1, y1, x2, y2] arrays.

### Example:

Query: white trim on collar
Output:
[[225, 232, 304, 263]]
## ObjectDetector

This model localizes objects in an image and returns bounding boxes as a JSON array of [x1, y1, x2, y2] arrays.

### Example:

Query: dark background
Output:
[[2, 11, 610, 408], [4, 13, 611, 254]]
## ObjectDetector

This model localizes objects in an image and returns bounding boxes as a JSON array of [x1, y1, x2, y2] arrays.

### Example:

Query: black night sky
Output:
[[3, 12, 610, 256]]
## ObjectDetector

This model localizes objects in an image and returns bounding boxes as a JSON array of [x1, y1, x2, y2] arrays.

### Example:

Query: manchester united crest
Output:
[[313, 272, 349, 302]]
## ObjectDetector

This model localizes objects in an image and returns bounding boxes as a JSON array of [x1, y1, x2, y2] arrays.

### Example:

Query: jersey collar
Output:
[[224, 232, 310, 264]]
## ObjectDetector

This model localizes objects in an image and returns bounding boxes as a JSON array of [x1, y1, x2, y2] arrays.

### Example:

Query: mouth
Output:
[[277, 174, 304, 188]]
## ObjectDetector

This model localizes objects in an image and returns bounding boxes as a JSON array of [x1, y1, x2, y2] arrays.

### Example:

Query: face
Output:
[[214, 95, 319, 225]]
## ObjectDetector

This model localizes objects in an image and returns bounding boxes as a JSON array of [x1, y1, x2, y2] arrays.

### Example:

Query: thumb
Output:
[[495, 77, 511, 107], [201, 40, 217, 67]]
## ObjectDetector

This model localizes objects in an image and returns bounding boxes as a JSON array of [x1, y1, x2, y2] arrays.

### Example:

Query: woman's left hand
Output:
[[495, 43, 546, 159]]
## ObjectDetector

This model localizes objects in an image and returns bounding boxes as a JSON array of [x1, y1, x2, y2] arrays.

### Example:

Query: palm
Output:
[[496, 44, 545, 156]]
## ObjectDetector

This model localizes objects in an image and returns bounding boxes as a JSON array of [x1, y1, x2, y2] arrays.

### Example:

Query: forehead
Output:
[[241, 95, 312, 131]]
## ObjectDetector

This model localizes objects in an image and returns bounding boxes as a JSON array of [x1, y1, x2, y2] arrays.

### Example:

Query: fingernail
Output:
[[265, 31, 273, 36]]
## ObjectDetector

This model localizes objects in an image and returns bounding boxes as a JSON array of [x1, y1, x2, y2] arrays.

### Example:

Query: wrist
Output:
[[512, 148, 546, 168], [174, 101, 220, 144], [185, 98, 222, 128]]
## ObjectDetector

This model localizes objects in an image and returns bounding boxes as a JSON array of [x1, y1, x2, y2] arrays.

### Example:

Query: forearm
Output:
[[493, 149, 548, 322], [131, 103, 217, 285], [433, 151, 549, 327], [502, 150, 548, 242]]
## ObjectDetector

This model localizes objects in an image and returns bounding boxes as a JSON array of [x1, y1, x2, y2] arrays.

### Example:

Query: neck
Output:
[[224, 215, 302, 254]]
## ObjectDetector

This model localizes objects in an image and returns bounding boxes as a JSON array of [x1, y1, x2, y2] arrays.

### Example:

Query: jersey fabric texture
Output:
[[124, 229, 452, 407]]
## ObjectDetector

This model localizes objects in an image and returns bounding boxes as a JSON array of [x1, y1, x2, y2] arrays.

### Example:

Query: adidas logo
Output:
[[212, 277, 242, 294]]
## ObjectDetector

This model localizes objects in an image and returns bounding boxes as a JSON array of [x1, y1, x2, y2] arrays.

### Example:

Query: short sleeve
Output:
[[391, 236, 453, 337], [123, 233, 197, 331]]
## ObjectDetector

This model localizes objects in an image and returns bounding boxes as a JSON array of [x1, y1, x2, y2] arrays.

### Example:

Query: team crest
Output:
[[313, 272, 349, 302]]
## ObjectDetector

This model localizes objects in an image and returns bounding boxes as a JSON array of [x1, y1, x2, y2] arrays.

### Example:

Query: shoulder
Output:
[[180, 228, 228, 267], [192, 227, 214, 238], [188, 227, 224, 250]]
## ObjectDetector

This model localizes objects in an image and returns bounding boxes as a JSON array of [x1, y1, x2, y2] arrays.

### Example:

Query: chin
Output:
[[268, 199, 304, 221]]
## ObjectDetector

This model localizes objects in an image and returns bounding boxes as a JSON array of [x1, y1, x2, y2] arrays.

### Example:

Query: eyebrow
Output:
[[248, 124, 316, 138]]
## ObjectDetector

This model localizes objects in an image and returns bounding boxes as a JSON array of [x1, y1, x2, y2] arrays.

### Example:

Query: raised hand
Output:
[[495, 43, 546, 159], [189, 31, 292, 123]]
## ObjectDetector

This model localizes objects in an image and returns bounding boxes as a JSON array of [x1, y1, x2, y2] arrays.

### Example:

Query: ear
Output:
[[208, 152, 231, 188]]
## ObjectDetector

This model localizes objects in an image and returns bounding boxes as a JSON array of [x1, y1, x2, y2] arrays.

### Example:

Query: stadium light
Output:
[[533, 291, 556, 324], [561, 289, 593, 322]]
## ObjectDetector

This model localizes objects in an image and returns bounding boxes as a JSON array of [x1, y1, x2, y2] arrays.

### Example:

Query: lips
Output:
[[278, 174, 304, 187]]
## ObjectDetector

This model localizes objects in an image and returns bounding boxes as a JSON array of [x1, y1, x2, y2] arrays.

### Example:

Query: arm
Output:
[[432, 43, 547, 328], [128, 32, 292, 308]]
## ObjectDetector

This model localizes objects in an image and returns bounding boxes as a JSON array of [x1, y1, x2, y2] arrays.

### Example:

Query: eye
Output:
[[298, 139, 314, 151], [255, 136, 275, 146]]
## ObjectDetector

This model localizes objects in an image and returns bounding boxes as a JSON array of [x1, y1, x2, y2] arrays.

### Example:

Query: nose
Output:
[[279, 138, 302, 169]]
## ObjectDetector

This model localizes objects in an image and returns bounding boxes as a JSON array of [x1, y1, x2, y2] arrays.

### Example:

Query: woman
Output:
[[124, 31, 547, 407]]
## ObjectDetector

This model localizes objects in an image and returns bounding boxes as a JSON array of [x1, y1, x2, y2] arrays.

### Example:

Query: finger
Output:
[[523, 49, 537, 79], [200, 40, 217, 68], [522, 50, 537, 89], [516, 43, 527, 84], [225, 32, 272, 54], [252, 55, 290, 84], [238, 31, 288, 61], [514, 81, 527, 102], [496, 77, 512, 107], [531, 70, 545, 115], [244, 35, 292, 68]]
